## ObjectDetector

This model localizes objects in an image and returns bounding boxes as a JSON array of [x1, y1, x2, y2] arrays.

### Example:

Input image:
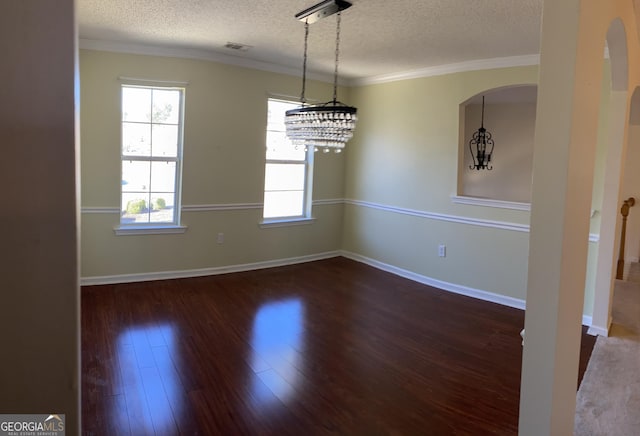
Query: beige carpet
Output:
[[574, 277, 640, 435]]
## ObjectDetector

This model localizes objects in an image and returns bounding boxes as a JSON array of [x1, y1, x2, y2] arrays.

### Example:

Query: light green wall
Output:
[[80, 49, 608, 317], [345, 67, 538, 213], [590, 60, 612, 235], [342, 204, 531, 297], [622, 124, 640, 262], [343, 67, 539, 301], [343, 65, 609, 311], [80, 49, 346, 278]]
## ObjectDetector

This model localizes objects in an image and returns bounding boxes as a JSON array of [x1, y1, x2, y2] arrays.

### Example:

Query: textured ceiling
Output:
[[78, 0, 543, 81]]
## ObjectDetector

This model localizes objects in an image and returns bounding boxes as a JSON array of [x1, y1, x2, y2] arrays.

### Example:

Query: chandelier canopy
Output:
[[284, 0, 358, 154]]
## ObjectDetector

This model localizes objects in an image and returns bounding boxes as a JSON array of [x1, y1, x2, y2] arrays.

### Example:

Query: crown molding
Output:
[[79, 39, 542, 88], [80, 28, 615, 89], [79, 38, 340, 85], [348, 54, 540, 87]]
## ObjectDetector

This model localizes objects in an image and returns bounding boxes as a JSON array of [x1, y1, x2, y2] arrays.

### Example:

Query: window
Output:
[[120, 85, 184, 227], [263, 99, 314, 221]]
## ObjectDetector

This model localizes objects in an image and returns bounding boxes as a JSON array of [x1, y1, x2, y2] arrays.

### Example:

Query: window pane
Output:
[[267, 100, 295, 131], [150, 161, 176, 193], [152, 89, 180, 124], [149, 193, 175, 223], [121, 85, 184, 227], [122, 87, 151, 122], [152, 124, 178, 157], [266, 131, 306, 161], [123, 122, 151, 156], [265, 163, 305, 191], [263, 99, 312, 220], [121, 192, 150, 224], [122, 161, 150, 192], [263, 191, 304, 218]]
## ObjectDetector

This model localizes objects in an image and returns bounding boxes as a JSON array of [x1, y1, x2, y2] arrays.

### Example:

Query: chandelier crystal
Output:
[[284, 103, 357, 152], [285, 1, 358, 154]]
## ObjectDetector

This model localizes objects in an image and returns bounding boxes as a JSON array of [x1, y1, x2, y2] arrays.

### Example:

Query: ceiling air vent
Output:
[[224, 42, 252, 51]]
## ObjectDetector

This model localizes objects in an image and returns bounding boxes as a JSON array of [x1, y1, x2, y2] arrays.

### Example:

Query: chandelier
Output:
[[285, 0, 358, 154], [469, 96, 495, 170]]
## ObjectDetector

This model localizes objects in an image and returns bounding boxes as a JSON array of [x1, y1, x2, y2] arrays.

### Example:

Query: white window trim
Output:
[[259, 217, 317, 228], [262, 98, 315, 223], [114, 224, 188, 236], [118, 76, 189, 87], [119, 83, 186, 232]]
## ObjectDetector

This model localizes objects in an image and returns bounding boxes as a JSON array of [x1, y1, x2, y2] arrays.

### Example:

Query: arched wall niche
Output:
[[458, 84, 538, 203]]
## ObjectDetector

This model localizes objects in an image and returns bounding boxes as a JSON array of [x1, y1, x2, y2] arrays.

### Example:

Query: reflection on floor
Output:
[[118, 324, 181, 434], [82, 257, 596, 434], [250, 299, 304, 405]]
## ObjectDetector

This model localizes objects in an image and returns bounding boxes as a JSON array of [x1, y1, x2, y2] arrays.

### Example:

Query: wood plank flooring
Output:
[[82, 257, 596, 435]]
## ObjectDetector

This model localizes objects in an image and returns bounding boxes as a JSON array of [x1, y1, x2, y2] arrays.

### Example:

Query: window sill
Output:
[[114, 225, 188, 236], [259, 217, 316, 228]]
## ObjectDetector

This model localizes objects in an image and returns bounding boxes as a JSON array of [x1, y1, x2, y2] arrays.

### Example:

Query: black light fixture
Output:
[[284, 0, 358, 153], [469, 96, 495, 170], [295, 0, 352, 23]]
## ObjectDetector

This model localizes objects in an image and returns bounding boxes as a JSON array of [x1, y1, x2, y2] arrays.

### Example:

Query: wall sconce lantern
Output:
[[469, 96, 494, 170]]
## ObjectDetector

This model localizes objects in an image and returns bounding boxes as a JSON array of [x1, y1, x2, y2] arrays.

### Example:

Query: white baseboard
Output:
[[587, 325, 608, 337], [82, 250, 594, 329], [81, 251, 341, 286], [340, 251, 526, 310], [582, 315, 594, 330], [587, 316, 612, 337], [340, 250, 593, 327]]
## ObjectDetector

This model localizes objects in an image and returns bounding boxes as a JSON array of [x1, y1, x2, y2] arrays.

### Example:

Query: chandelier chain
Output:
[[301, 20, 310, 105], [333, 12, 341, 103], [284, 2, 358, 153]]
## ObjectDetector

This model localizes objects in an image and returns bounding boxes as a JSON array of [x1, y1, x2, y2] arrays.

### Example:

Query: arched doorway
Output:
[[518, 2, 637, 433], [591, 18, 630, 336]]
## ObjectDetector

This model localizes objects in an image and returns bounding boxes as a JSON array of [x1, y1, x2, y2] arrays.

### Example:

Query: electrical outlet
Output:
[[438, 244, 446, 257], [217, 232, 224, 244]]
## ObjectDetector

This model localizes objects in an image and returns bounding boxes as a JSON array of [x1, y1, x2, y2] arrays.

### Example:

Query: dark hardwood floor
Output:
[[82, 257, 596, 435]]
